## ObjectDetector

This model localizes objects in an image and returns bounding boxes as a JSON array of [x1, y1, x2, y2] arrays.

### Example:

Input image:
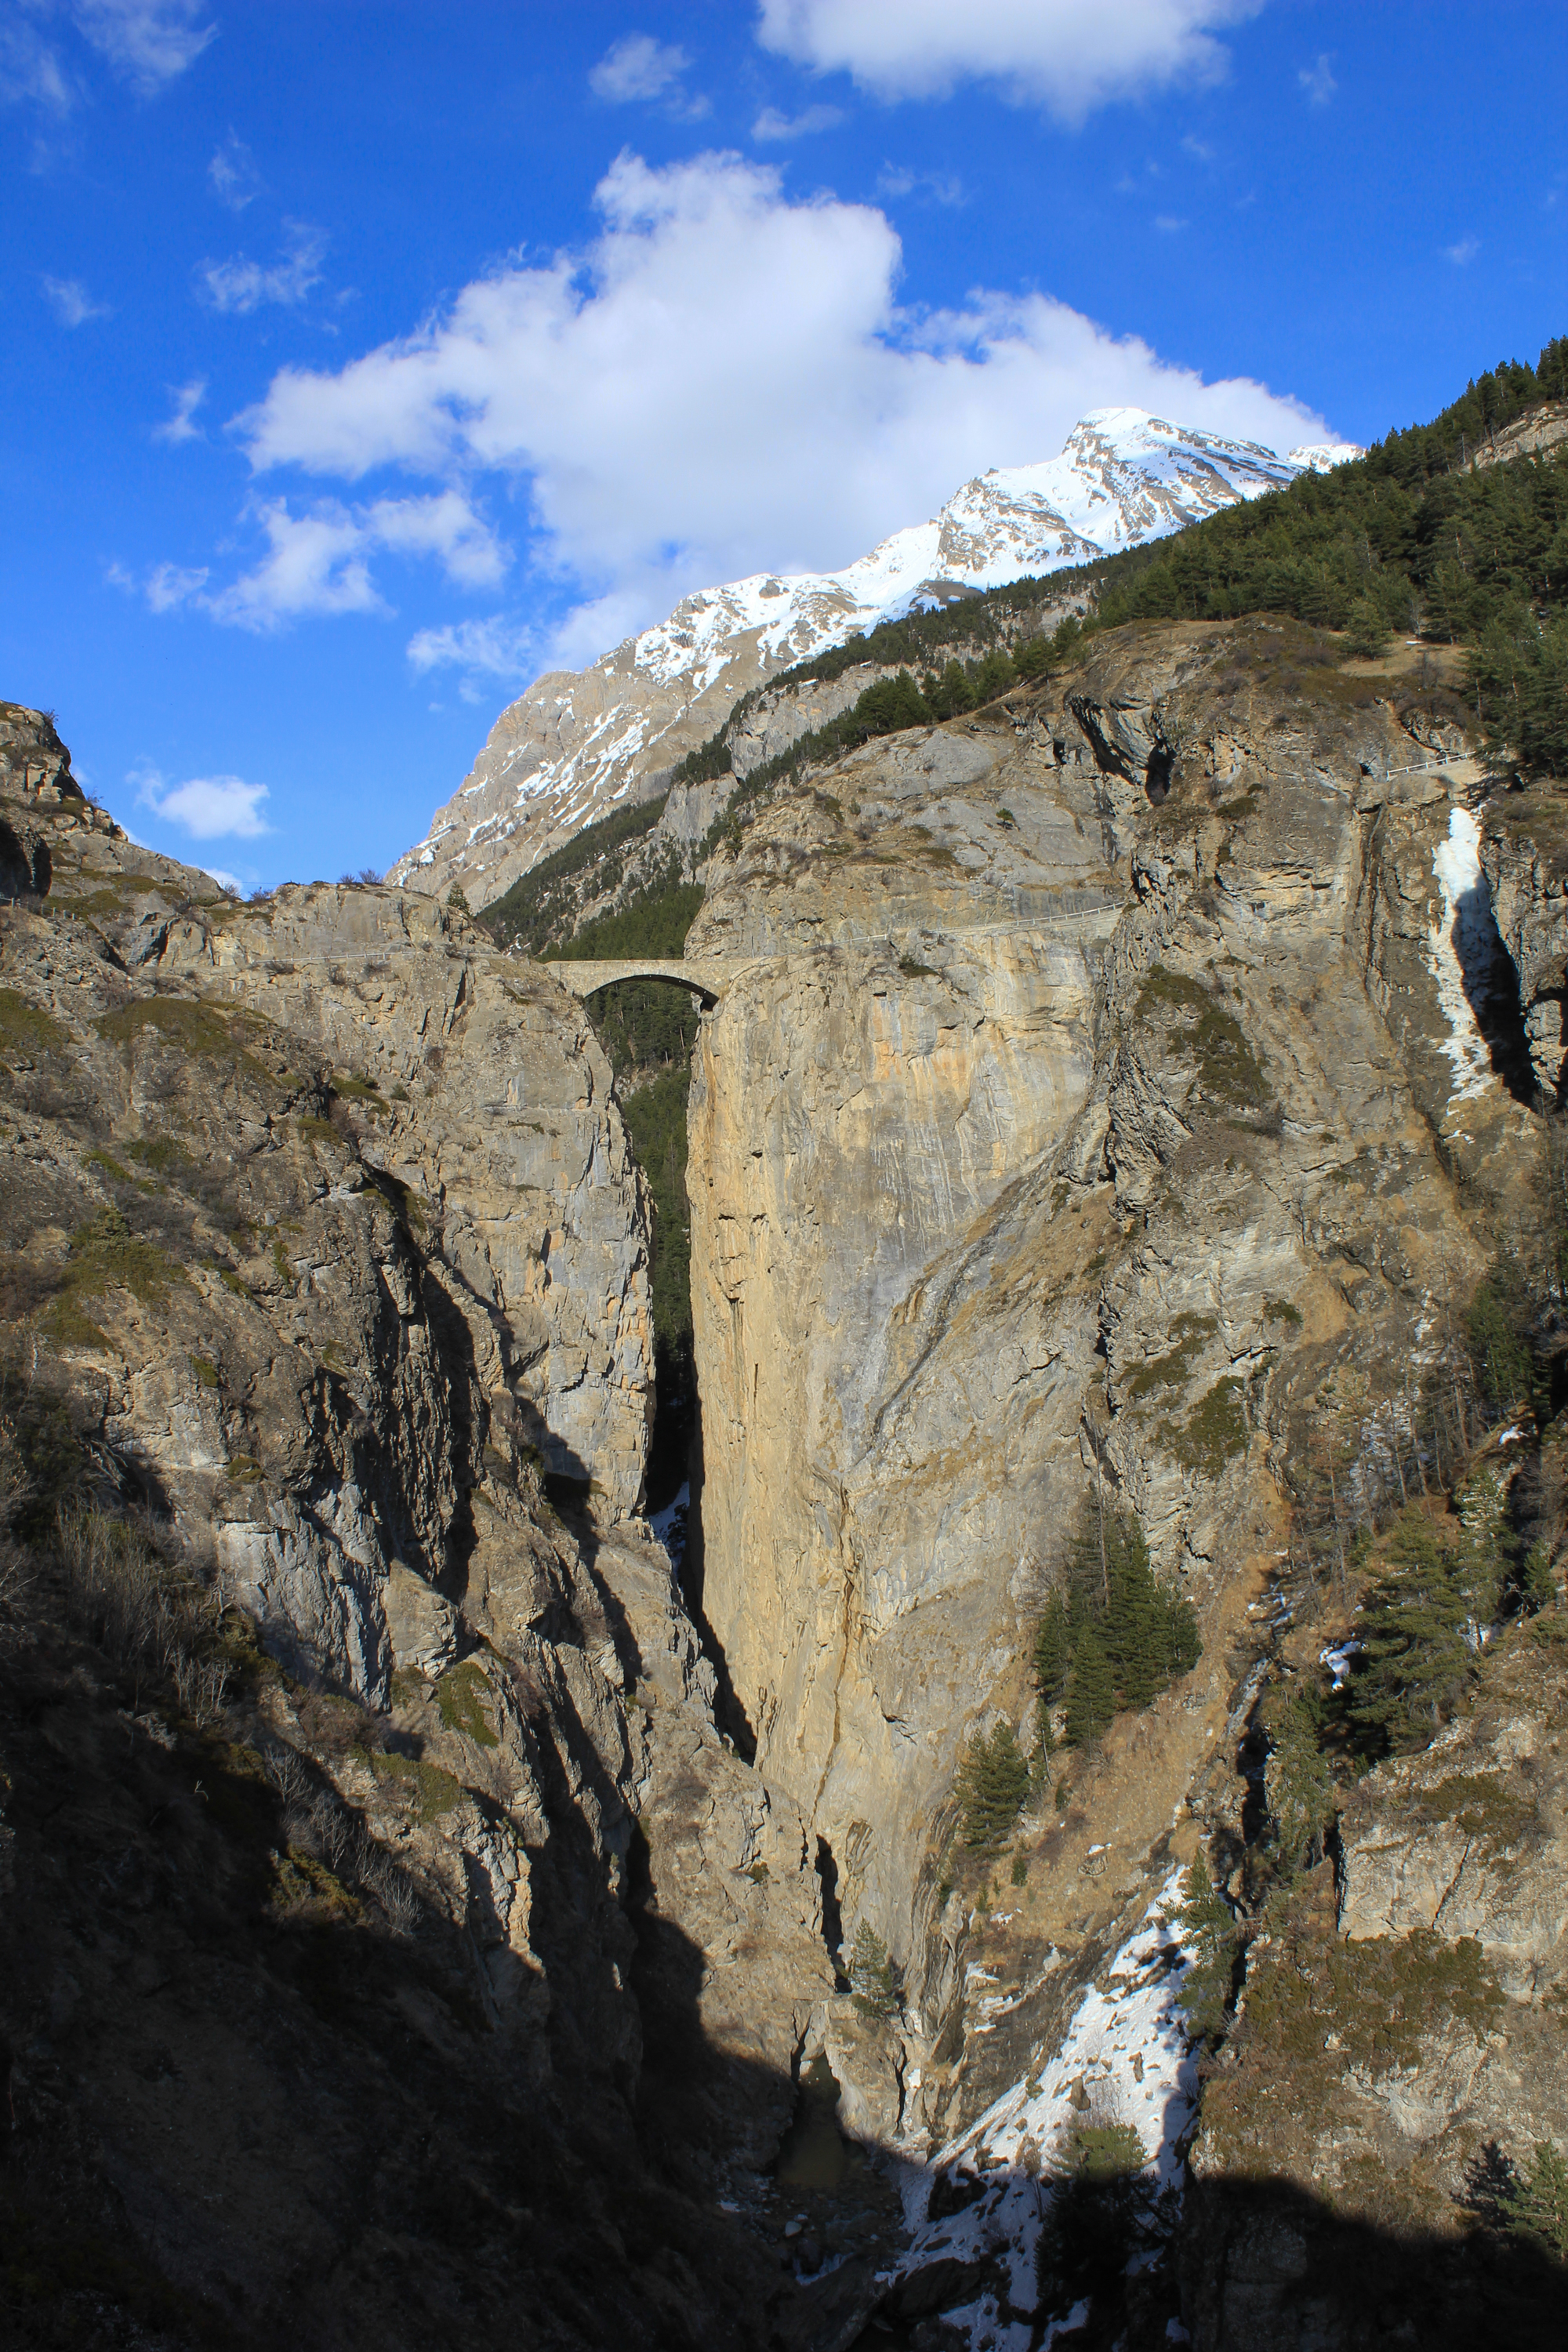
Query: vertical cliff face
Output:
[[684, 622, 1537, 2043]]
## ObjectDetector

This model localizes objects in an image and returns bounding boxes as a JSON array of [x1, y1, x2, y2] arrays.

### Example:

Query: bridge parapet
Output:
[[543, 956, 735, 1006]]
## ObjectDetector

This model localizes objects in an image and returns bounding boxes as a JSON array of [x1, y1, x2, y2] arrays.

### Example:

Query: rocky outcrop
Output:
[[1338, 1627, 1568, 1994], [1481, 797, 1568, 1098], [1185, 1606, 1568, 2352]]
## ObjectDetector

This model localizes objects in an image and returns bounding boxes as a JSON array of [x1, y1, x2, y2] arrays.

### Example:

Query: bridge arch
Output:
[[544, 956, 731, 1008]]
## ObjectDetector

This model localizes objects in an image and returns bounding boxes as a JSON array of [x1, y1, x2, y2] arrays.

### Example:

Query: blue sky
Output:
[[4, 1, 1563, 892]]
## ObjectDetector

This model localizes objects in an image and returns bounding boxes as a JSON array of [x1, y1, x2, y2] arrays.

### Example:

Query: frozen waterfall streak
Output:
[[1428, 806, 1501, 1102]]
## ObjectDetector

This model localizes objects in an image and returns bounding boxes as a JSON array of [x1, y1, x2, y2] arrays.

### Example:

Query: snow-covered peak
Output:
[[390, 406, 1359, 903]]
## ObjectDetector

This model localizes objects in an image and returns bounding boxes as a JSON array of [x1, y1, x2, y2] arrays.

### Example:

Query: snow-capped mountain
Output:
[[390, 409, 1359, 906]]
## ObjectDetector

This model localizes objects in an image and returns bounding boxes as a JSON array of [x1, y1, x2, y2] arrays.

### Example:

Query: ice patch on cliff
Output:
[[1428, 806, 1502, 1102]]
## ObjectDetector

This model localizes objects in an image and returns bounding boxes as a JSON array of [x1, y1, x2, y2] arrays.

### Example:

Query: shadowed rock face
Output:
[[0, 721, 860, 2347], [684, 621, 1537, 2080]]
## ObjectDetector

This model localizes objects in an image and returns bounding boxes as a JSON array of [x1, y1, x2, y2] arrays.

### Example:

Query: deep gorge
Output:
[[4, 579, 1568, 2350]]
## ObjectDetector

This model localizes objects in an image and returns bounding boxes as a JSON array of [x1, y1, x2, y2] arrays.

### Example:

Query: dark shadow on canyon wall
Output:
[[848, 2159, 1566, 2352]]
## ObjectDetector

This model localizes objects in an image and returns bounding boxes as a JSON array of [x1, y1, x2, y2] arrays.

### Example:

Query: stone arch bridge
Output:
[[544, 956, 739, 1008]]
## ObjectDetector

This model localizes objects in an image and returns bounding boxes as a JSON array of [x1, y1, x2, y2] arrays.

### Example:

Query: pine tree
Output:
[[1063, 1624, 1116, 1747], [1033, 1695, 1056, 1771], [956, 1721, 1031, 1847], [1520, 1541, 1558, 1613], [446, 881, 471, 914], [1033, 1592, 1071, 1704], [1104, 1515, 1163, 1706], [1345, 594, 1391, 658], [1159, 1589, 1203, 1680], [848, 1918, 900, 2020], [1163, 1856, 1239, 2041], [1499, 2140, 1568, 2263], [1264, 1693, 1334, 1867], [973, 648, 1017, 700], [1014, 634, 1052, 682], [1345, 1508, 1478, 1754]]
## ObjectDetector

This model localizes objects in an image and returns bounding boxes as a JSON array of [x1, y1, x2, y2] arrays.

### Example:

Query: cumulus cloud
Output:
[[752, 102, 844, 140], [74, 1, 215, 95], [125, 491, 506, 631], [208, 129, 260, 209], [1445, 235, 1479, 267], [589, 32, 709, 117], [154, 376, 205, 443], [199, 222, 325, 314], [231, 147, 1325, 658], [134, 765, 270, 839], [42, 274, 109, 325], [753, 0, 1263, 119]]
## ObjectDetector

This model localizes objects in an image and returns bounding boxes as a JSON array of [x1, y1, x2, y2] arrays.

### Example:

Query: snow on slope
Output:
[[887, 1868, 1200, 2350], [390, 410, 1359, 908]]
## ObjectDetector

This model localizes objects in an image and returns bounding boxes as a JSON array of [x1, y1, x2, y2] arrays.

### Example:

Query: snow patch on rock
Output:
[[887, 1868, 1200, 2350]]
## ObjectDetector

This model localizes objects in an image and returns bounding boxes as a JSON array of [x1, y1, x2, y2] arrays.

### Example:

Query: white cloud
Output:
[[753, 102, 844, 140], [232, 146, 1325, 663], [208, 129, 260, 209], [406, 615, 535, 680], [589, 32, 709, 117], [1181, 133, 1214, 160], [199, 222, 325, 314], [753, 0, 1264, 120], [0, 17, 76, 114], [2, 2, 210, 122], [154, 376, 205, 443], [42, 274, 109, 325], [1445, 235, 1479, 267], [135, 765, 270, 839], [145, 561, 209, 610], [203, 491, 509, 631], [1153, 213, 1188, 231], [1298, 52, 1335, 105], [74, 1, 215, 94], [877, 162, 965, 205]]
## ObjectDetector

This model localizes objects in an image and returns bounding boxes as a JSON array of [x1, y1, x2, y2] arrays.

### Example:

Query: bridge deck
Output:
[[544, 956, 732, 1004]]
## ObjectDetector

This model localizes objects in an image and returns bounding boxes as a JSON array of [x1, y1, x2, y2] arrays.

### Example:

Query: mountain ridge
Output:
[[389, 408, 1358, 906]]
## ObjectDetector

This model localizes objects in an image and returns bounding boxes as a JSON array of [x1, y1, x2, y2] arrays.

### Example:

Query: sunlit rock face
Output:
[[684, 621, 1529, 2042]]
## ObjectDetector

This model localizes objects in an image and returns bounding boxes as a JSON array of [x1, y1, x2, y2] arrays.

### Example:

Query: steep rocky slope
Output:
[[390, 412, 1354, 909], [0, 704, 858, 2350]]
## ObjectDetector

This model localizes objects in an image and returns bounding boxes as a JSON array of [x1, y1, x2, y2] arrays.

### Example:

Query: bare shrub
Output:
[[56, 1506, 229, 1721], [355, 1835, 422, 1934]]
